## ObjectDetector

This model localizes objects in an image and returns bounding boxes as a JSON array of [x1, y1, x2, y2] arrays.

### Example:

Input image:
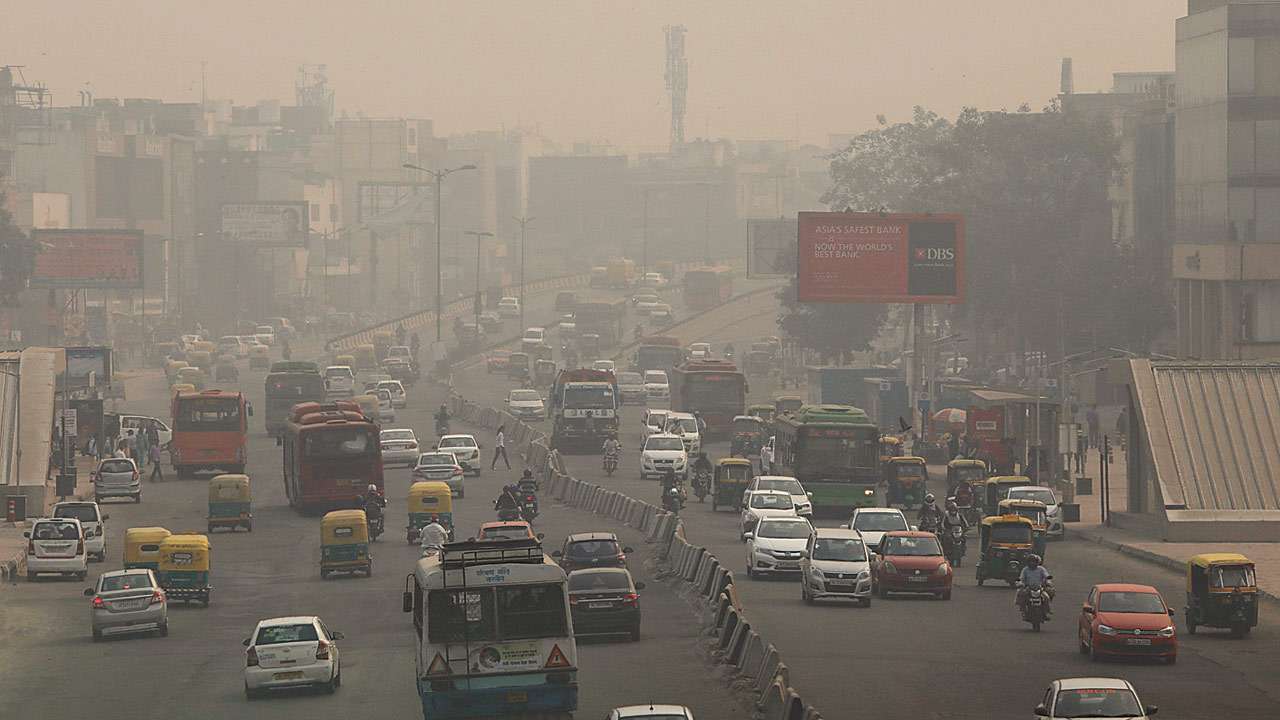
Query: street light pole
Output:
[[513, 216, 534, 332], [703, 182, 712, 265], [402, 163, 478, 343], [464, 230, 494, 333]]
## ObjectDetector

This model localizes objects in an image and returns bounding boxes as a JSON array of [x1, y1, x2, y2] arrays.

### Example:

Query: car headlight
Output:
[[1046, 506, 1060, 517], [881, 561, 897, 574], [858, 570, 870, 580], [1097, 624, 1117, 636], [1158, 625, 1175, 637], [934, 562, 951, 576]]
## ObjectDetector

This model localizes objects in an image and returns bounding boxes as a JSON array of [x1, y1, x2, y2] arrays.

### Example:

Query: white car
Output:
[[688, 342, 711, 359], [52, 501, 108, 562], [119, 414, 172, 449], [846, 507, 910, 550], [800, 527, 872, 605], [1037, 678, 1157, 719], [1007, 485, 1064, 538], [379, 428, 420, 467], [324, 366, 355, 397], [640, 434, 688, 481], [506, 388, 547, 421], [745, 516, 813, 578], [374, 388, 396, 422], [413, 452, 466, 497], [663, 412, 701, 454], [608, 706, 693, 720], [522, 327, 546, 349], [592, 359, 617, 373], [643, 370, 670, 400], [437, 434, 481, 476], [498, 296, 520, 318], [243, 616, 343, 698], [254, 325, 276, 346], [218, 335, 245, 358], [632, 294, 662, 314], [746, 475, 813, 517], [641, 408, 670, 441], [87, 568, 169, 640], [740, 490, 798, 540], [376, 379, 407, 409], [648, 304, 674, 325], [641, 272, 668, 288], [25, 517, 88, 581], [616, 371, 647, 404], [759, 435, 776, 474]]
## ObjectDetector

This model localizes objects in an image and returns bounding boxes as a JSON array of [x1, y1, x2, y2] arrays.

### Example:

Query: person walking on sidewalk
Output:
[[491, 425, 511, 470], [149, 443, 163, 482]]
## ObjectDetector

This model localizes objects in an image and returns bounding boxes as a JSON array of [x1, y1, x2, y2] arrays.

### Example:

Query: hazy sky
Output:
[[6, 0, 1184, 150]]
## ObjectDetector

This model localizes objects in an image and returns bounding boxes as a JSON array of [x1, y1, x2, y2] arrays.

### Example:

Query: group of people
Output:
[[493, 469, 540, 522]]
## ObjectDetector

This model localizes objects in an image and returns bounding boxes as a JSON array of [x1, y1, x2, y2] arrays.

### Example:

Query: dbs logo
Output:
[[914, 248, 955, 261]]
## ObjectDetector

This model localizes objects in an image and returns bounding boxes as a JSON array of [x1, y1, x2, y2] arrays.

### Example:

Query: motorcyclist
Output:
[[1016, 554, 1054, 617], [517, 468, 539, 493], [363, 484, 387, 535], [690, 451, 713, 495], [602, 433, 621, 457], [942, 499, 968, 532], [434, 404, 450, 433], [419, 519, 449, 556], [495, 484, 522, 518], [918, 493, 944, 532]]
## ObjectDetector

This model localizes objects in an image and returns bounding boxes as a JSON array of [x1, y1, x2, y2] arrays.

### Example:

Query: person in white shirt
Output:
[[420, 520, 449, 555], [491, 425, 511, 470]]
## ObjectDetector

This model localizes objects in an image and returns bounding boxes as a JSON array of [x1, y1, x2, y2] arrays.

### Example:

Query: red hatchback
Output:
[[1079, 583, 1178, 664], [870, 530, 953, 600]]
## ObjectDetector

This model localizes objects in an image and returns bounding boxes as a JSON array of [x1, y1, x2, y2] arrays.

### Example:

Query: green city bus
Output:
[[772, 404, 881, 515]]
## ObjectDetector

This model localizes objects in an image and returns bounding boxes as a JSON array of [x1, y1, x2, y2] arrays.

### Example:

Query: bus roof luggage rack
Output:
[[440, 538, 545, 569]]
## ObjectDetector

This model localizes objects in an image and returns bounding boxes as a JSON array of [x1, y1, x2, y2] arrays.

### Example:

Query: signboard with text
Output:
[[747, 219, 794, 276], [796, 212, 963, 303], [30, 229, 144, 289], [220, 202, 309, 247]]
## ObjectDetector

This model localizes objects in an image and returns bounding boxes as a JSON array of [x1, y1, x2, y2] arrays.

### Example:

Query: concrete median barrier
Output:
[[738, 630, 766, 674], [755, 652, 783, 700], [713, 591, 732, 628], [709, 567, 733, 602], [725, 619, 752, 666], [802, 706, 822, 720], [717, 607, 740, 644], [759, 678, 788, 720], [782, 691, 806, 720], [683, 546, 706, 582]]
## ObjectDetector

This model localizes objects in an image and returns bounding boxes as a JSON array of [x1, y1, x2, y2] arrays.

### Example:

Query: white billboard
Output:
[[220, 202, 309, 247]]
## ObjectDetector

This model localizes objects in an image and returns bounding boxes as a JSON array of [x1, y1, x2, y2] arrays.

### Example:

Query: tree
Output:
[[0, 193, 36, 307]]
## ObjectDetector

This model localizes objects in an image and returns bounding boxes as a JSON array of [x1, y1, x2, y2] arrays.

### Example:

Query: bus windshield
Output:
[[686, 377, 741, 406], [303, 428, 374, 459], [564, 385, 614, 408], [175, 398, 242, 431], [266, 373, 324, 400], [800, 433, 877, 471], [428, 584, 568, 643]]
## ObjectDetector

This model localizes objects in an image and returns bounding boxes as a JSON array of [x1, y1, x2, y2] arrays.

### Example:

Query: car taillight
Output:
[[91, 596, 105, 609], [76, 538, 84, 554], [246, 648, 259, 667], [622, 593, 639, 607], [408, 442, 418, 449], [150, 590, 165, 605], [132, 471, 140, 481], [316, 641, 331, 660], [452, 468, 463, 476], [27, 540, 34, 554]]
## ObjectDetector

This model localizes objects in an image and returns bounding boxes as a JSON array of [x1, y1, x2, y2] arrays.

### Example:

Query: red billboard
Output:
[[30, 229, 144, 289], [796, 212, 964, 303]]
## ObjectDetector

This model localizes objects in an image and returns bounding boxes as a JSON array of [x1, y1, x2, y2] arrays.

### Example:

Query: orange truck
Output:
[[170, 390, 251, 479]]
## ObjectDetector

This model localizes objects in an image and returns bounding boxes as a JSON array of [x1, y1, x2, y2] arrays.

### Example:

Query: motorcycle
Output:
[[603, 451, 619, 476], [662, 488, 682, 515], [1019, 581, 1053, 632], [366, 503, 385, 542], [943, 525, 966, 567], [919, 513, 944, 537], [520, 493, 539, 522], [691, 468, 710, 503], [435, 417, 450, 436]]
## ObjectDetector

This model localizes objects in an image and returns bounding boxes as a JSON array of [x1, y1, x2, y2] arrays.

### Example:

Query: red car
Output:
[[870, 530, 953, 600], [1078, 583, 1178, 664]]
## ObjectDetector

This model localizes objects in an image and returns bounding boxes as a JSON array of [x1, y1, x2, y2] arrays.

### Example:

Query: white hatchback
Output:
[[25, 517, 88, 581], [746, 475, 813, 517], [53, 501, 108, 562], [640, 434, 688, 481], [643, 370, 670, 401], [740, 490, 798, 540], [846, 507, 911, 550], [244, 616, 343, 698], [438, 434, 481, 476], [376, 379, 407, 409]]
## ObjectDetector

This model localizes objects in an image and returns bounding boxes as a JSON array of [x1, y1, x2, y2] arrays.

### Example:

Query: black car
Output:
[[552, 532, 632, 573], [567, 568, 645, 641]]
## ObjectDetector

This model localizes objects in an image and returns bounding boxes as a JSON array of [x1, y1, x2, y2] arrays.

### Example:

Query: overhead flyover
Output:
[[0, 348, 60, 517], [1124, 360, 1280, 540]]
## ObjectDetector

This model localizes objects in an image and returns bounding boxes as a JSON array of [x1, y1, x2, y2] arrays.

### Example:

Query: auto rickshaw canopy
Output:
[[978, 514, 1035, 546], [731, 415, 767, 433], [998, 498, 1048, 527], [208, 474, 251, 502], [124, 527, 171, 566], [158, 533, 211, 572], [715, 457, 753, 479], [746, 403, 775, 422], [408, 481, 454, 513], [321, 509, 369, 543], [1187, 553, 1256, 591]]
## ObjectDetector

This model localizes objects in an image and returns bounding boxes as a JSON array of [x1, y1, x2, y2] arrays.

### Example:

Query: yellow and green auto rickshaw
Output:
[[774, 395, 804, 417], [879, 435, 905, 465], [320, 509, 372, 579], [975, 515, 1035, 587], [712, 458, 753, 511], [946, 458, 986, 523], [157, 533, 212, 605], [175, 366, 206, 391], [1186, 553, 1258, 637], [123, 527, 171, 571], [352, 343, 378, 370], [998, 498, 1048, 557], [746, 403, 775, 425], [248, 344, 270, 370], [730, 415, 768, 458], [207, 474, 253, 533], [164, 359, 189, 383], [884, 456, 928, 509], [983, 476, 1031, 516], [334, 353, 356, 369], [406, 481, 454, 543]]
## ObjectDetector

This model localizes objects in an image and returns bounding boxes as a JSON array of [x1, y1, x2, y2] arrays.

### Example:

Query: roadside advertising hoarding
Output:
[[747, 219, 793, 276], [220, 202, 309, 247], [796, 212, 964, 303], [30, 229, 144, 289], [64, 346, 113, 387]]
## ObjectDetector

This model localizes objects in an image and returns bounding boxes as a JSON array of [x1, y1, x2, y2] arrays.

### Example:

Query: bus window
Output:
[[176, 400, 242, 431], [427, 585, 567, 642], [429, 590, 497, 643], [497, 585, 568, 640], [303, 429, 373, 458]]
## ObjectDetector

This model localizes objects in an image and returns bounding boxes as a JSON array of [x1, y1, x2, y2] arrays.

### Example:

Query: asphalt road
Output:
[[450, 290, 1280, 720], [0, 292, 756, 720]]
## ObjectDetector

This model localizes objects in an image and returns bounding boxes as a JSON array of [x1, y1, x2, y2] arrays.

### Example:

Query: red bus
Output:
[[281, 401, 384, 512], [684, 266, 734, 310], [170, 390, 250, 479], [669, 359, 747, 439]]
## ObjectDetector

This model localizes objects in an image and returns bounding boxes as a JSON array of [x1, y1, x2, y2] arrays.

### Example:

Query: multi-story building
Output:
[[1173, 0, 1280, 358]]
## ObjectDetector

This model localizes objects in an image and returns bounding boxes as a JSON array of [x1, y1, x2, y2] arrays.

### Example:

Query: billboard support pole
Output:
[[911, 303, 924, 437]]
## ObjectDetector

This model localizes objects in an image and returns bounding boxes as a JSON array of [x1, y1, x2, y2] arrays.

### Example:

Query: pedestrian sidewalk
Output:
[[1, 454, 97, 583]]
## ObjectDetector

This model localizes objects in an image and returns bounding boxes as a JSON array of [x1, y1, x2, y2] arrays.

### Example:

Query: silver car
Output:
[[93, 457, 141, 503], [413, 452, 465, 497], [85, 568, 168, 640], [379, 428, 420, 466]]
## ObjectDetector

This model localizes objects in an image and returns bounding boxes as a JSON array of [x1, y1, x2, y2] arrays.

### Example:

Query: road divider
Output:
[[444, 390, 825, 720]]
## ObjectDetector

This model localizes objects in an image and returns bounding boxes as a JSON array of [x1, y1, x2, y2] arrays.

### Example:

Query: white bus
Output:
[[404, 538, 578, 719]]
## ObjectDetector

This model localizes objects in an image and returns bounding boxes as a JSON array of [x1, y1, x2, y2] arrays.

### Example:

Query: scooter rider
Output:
[[918, 493, 945, 531], [690, 451, 713, 494], [518, 468, 539, 493], [363, 483, 387, 536], [602, 433, 621, 458], [942, 499, 968, 532], [434, 404, 450, 433], [1016, 554, 1054, 617], [419, 519, 449, 556], [494, 484, 522, 518]]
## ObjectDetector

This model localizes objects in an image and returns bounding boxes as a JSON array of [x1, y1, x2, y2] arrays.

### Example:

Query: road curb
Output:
[[1073, 527, 1280, 605]]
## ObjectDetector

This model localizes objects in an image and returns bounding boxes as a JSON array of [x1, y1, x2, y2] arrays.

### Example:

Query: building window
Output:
[[1250, 283, 1280, 342], [310, 203, 320, 222], [330, 204, 339, 223]]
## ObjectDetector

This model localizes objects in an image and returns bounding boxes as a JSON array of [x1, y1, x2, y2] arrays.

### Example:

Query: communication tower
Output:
[[664, 25, 688, 150], [295, 64, 335, 126]]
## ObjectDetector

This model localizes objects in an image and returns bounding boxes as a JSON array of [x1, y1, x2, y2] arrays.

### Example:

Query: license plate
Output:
[[274, 671, 305, 680], [506, 692, 528, 703], [777, 562, 798, 569], [829, 580, 854, 586], [588, 602, 613, 609], [115, 599, 148, 610], [908, 576, 928, 583], [1126, 638, 1152, 646]]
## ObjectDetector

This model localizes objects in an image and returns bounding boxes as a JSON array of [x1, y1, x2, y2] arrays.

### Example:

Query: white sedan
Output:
[[745, 516, 813, 578], [1037, 677, 1157, 719], [244, 616, 343, 698], [379, 428, 420, 467], [739, 490, 798, 540]]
